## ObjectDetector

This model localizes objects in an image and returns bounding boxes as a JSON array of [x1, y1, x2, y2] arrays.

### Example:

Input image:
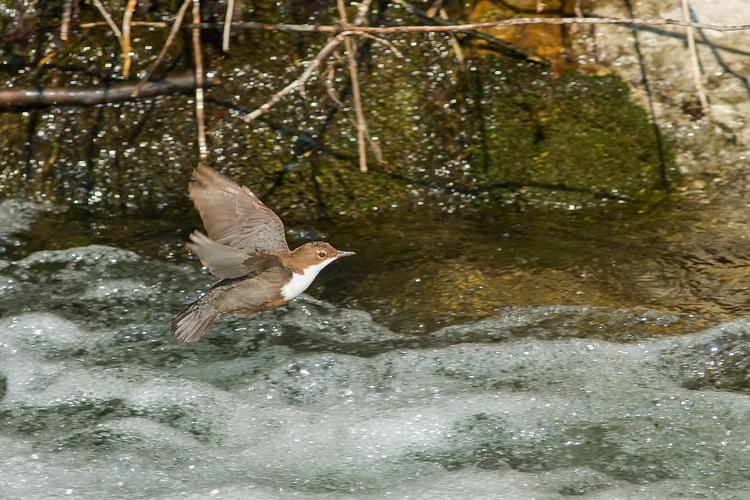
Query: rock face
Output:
[[583, 0, 750, 183], [4, 1, 748, 215], [0, 1, 684, 216]]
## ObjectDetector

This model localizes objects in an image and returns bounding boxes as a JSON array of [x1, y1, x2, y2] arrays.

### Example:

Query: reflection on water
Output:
[[323, 200, 750, 336], [2, 198, 750, 498]]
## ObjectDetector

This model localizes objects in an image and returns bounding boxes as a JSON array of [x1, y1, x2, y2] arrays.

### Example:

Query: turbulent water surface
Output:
[[2, 199, 750, 499]]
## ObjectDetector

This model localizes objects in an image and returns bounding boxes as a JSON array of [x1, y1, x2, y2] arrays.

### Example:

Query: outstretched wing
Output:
[[186, 230, 281, 280], [189, 164, 289, 253]]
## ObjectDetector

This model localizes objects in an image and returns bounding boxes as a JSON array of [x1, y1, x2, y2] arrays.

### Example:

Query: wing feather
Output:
[[189, 164, 289, 253], [186, 230, 281, 280]]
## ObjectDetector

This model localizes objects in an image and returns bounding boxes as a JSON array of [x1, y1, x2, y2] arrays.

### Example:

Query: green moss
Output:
[[461, 60, 675, 205]]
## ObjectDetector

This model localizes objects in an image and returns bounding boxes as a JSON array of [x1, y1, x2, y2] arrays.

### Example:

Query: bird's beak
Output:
[[336, 250, 356, 258]]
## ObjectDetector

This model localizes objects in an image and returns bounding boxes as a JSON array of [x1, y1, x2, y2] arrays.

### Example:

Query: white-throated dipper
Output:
[[171, 164, 355, 342]]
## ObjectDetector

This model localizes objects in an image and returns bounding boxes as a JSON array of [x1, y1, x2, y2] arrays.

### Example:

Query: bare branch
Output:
[[132, 0, 192, 97], [344, 17, 750, 34], [91, 0, 123, 42], [570, 0, 583, 34], [0, 73, 214, 110], [425, 0, 443, 19], [352, 32, 404, 58], [187, 17, 750, 35], [242, 36, 345, 123], [681, 0, 709, 112], [440, 8, 464, 71], [338, 0, 369, 172], [352, 0, 373, 26], [192, 0, 208, 161], [324, 60, 345, 108], [122, 0, 138, 77], [61, 0, 73, 41], [574, 0, 583, 17], [81, 21, 168, 28], [223, 0, 235, 52], [337, 0, 349, 27]]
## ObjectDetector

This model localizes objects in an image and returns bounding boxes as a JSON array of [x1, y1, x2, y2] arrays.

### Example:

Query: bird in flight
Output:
[[171, 164, 355, 342]]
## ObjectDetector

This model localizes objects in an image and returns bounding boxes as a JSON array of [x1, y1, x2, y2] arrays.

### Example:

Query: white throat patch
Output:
[[280, 259, 336, 301]]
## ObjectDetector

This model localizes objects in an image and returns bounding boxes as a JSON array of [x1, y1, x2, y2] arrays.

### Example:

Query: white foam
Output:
[[2, 247, 750, 498], [0, 199, 41, 241], [16, 244, 140, 267]]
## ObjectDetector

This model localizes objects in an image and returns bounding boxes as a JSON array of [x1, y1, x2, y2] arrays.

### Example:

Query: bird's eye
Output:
[[318, 251, 326, 258]]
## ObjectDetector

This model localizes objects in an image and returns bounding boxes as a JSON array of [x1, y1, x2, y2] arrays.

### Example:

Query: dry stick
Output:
[[425, 0, 444, 19], [570, 0, 583, 34], [345, 17, 750, 33], [187, 17, 750, 34], [122, 0, 138, 77], [325, 61, 345, 107], [192, 0, 208, 161], [332, 43, 384, 163], [242, 35, 345, 123], [61, 0, 73, 41], [132, 0, 193, 98], [338, 0, 369, 172], [81, 21, 168, 28], [223, 0, 235, 51], [350, 0, 383, 165], [441, 8, 465, 70], [91, 0, 123, 42], [345, 36, 368, 172], [354, 32, 404, 58], [0, 73, 212, 109], [681, 0, 709, 112], [185, 16, 750, 36], [574, 0, 583, 18], [352, 0, 374, 25]]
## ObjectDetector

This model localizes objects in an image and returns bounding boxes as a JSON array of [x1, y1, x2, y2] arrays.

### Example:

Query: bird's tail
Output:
[[170, 296, 218, 342]]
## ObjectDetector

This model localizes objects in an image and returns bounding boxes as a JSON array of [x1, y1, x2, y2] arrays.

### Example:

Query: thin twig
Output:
[[192, 0, 208, 160], [223, 0, 235, 52], [338, 0, 368, 172], [425, 0, 443, 19], [85, 14, 750, 36], [81, 21, 168, 29], [344, 17, 750, 34], [681, 0, 709, 112], [574, 0, 583, 17], [326, 53, 383, 163], [122, 0, 138, 77], [337, 0, 349, 30], [325, 60, 345, 107], [352, 0, 373, 25], [353, 32, 404, 58], [353, 0, 383, 164], [242, 35, 345, 123], [91, 0, 123, 42], [441, 8, 464, 70], [0, 73, 214, 110], [188, 17, 750, 34], [570, 0, 583, 34], [132, 0, 192, 97], [61, 0, 73, 41]]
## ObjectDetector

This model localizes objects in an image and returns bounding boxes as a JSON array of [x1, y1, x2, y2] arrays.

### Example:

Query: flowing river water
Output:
[[3, 192, 750, 499]]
